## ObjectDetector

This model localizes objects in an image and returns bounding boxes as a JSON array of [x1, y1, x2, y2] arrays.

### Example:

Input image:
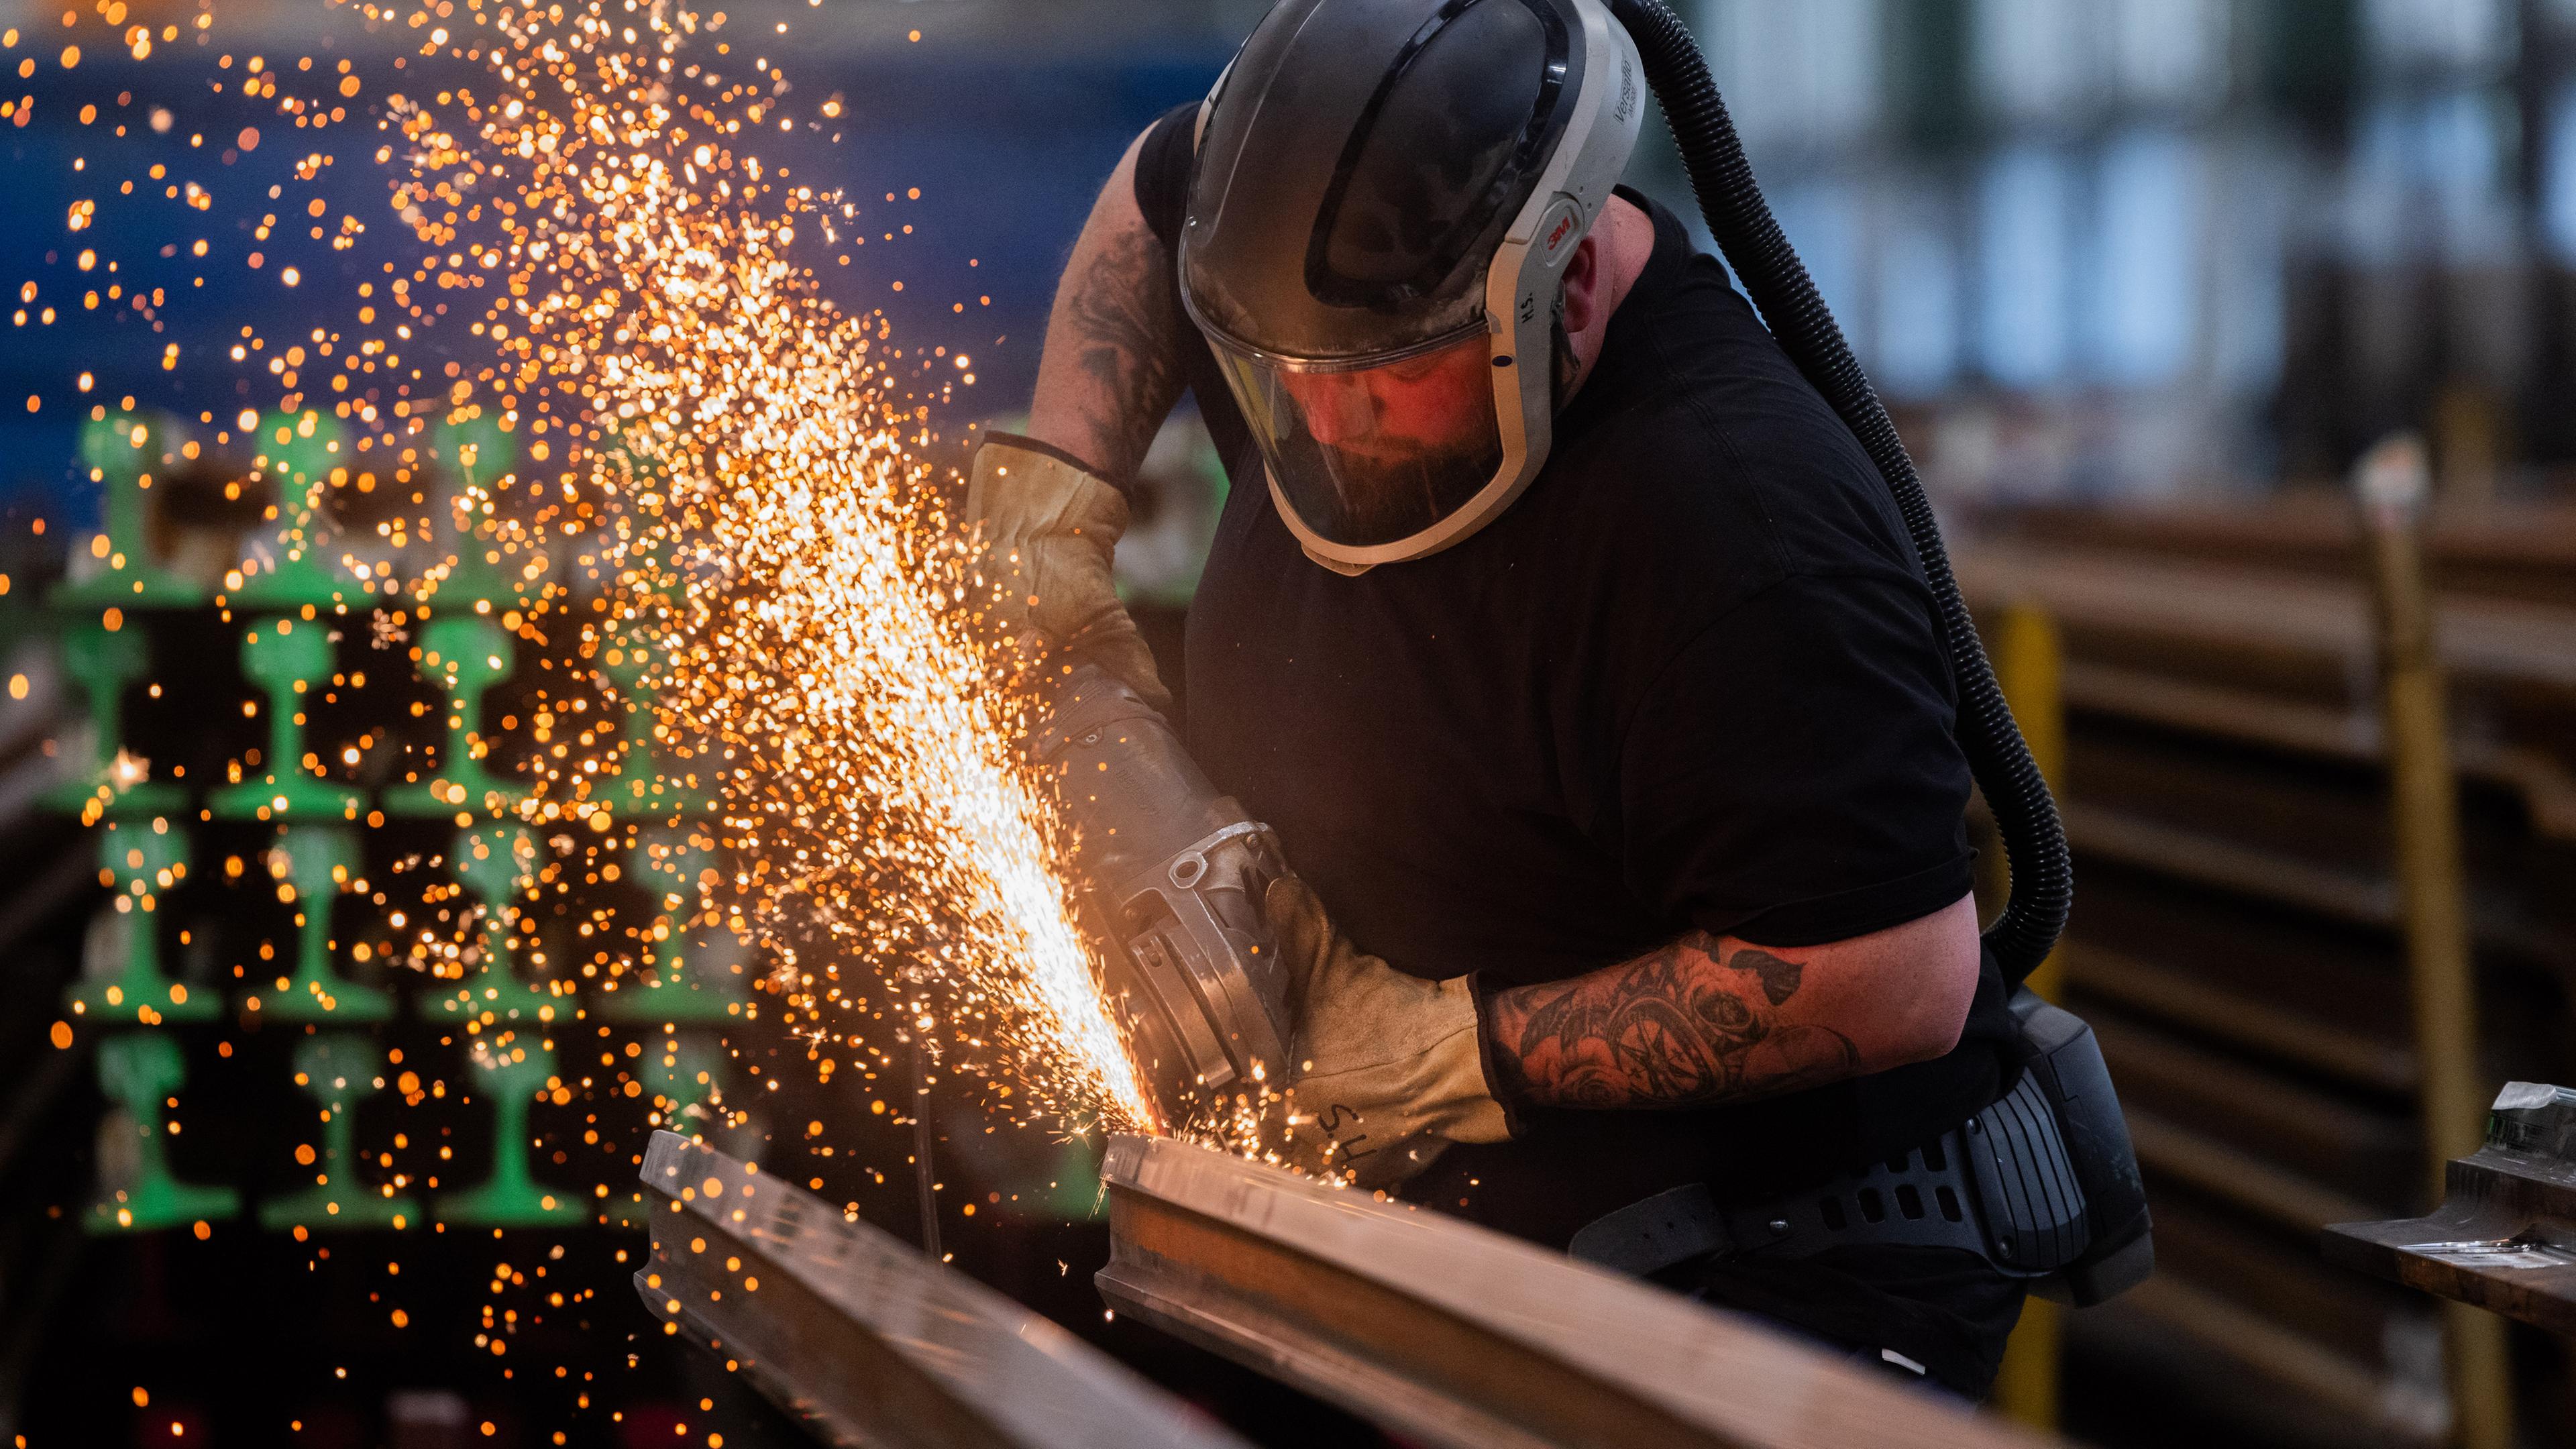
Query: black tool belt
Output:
[[1570, 1072, 2086, 1280], [1568, 991, 2155, 1306]]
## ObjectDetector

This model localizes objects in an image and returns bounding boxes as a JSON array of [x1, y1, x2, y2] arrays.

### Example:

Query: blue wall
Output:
[[0, 34, 1229, 523]]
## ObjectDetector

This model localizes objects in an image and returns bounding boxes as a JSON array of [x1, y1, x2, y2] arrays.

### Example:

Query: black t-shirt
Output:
[[1132, 109, 2018, 1249]]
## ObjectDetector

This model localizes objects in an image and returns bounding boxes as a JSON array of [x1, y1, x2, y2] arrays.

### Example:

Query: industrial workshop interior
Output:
[[7, 0, 2576, 1444]]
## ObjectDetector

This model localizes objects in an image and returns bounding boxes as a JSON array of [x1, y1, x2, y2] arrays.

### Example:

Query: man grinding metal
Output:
[[965, 0, 2133, 1399]]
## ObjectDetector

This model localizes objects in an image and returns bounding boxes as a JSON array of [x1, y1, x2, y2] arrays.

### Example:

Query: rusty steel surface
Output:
[[1095, 1134, 2057, 1449], [633, 1130, 1249, 1449], [2326, 1083, 2576, 1336]]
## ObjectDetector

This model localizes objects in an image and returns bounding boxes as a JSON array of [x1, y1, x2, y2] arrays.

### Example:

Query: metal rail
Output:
[[2326, 1081, 2576, 1336], [633, 1131, 1248, 1449], [1095, 1133, 2053, 1449]]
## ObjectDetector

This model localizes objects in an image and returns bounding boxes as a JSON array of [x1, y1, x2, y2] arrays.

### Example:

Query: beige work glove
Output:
[[964, 433, 1171, 714], [1265, 876, 1515, 1191]]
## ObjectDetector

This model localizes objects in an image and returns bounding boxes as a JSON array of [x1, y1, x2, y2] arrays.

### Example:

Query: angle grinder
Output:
[[1030, 663, 1295, 1130]]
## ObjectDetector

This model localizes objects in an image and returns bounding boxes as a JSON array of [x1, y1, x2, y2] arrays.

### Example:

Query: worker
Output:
[[970, 0, 2026, 1398]]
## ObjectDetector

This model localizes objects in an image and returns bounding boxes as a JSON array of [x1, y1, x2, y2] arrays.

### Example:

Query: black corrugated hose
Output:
[[1606, 0, 2072, 983]]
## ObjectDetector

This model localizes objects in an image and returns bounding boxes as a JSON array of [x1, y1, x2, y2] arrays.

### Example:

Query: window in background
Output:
[[1697, 0, 1882, 154], [2203, 138, 2292, 397], [2347, 88, 2514, 265], [1978, 144, 2077, 388], [1975, 0, 2104, 126], [2543, 79, 2576, 264], [2365, 0, 2512, 74], [2110, 0, 2229, 111], [2419, 87, 2515, 264], [1877, 184, 1965, 398], [2344, 99, 2420, 267], [2084, 128, 2199, 388]]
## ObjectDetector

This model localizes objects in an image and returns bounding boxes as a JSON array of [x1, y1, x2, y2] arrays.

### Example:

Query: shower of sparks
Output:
[[366, 0, 1161, 1135], [7, 0, 1214, 1430], [22, 0, 1174, 1153]]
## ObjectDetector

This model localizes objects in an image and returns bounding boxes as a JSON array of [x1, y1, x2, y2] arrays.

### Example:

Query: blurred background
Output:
[[2, 0, 2573, 1446]]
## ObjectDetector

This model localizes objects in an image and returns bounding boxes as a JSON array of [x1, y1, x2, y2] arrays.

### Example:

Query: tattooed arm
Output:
[[1024, 127, 1189, 482], [1483, 893, 1982, 1110]]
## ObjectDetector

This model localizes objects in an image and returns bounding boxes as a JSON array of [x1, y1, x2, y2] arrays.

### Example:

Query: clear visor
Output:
[[1211, 330, 1506, 551]]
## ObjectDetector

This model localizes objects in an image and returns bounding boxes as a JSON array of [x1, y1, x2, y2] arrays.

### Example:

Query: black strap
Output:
[[981, 430, 1116, 485], [1130, 103, 1200, 250], [1124, 102, 1266, 506], [1566, 1183, 1733, 1276], [1568, 1073, 2089, 1281]]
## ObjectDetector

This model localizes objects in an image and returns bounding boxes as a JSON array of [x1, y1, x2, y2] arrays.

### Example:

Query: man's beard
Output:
[[1303, 435, 1501, 543], [1271, 298, 1579, 545]]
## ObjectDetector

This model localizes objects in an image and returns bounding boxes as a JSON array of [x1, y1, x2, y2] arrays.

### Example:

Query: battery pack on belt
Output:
[[1568, 992, 2154, 1307], [1569, 1070, 2087, 1280]]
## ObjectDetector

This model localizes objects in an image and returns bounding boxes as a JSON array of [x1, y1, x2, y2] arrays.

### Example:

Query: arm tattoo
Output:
[[1031, 193, 1185, 482], [1485, 934, 1862, 1110]]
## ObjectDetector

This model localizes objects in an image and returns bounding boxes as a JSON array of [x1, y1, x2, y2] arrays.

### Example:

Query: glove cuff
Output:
[[1466, 971, 1530, 1140], [977, 431, 1128, 500]]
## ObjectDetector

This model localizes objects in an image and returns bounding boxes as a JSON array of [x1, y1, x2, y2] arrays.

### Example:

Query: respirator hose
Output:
[[1606, 0, 2072, 982]]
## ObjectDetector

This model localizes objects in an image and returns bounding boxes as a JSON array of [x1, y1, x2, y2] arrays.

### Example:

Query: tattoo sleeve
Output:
[[1026, 135, 1188, 482], [1483, 933, 1863, 1110]]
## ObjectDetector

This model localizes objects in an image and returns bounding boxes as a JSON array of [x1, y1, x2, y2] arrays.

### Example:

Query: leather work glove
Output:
[[1264, 876, 1515, 1191], [964, 433, 1171, 714]]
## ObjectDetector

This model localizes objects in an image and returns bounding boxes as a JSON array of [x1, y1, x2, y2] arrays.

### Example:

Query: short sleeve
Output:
[[1618, 572, 1974, 947], [1132, 103, 1201, 249]]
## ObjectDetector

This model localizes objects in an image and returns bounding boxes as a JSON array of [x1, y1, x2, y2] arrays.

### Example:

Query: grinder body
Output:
[[1033, 665, 1295, 1128]]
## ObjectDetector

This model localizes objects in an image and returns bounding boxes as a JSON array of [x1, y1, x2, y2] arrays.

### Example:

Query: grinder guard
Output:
[[1033, 665, 1295, 1128]]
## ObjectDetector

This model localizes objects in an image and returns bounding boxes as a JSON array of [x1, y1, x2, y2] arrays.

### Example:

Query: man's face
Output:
[[1275, 332, 1495, 465], [1262, 331, 1503, 541], [1217, 233, 1606, 550]]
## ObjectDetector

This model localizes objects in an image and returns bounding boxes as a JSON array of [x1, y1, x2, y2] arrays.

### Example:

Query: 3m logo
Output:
[[1546, 213, 1576, 253]]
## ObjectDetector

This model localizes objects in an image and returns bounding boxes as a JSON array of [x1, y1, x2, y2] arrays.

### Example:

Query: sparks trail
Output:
[[367, 0, 1159, 1135]]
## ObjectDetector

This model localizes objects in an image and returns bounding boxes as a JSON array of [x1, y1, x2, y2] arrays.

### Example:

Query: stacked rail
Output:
[[1960, 502, 2576, 1446]]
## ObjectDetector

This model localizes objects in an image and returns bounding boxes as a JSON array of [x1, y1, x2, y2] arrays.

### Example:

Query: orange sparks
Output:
[[380, 0, 1159, 1133]]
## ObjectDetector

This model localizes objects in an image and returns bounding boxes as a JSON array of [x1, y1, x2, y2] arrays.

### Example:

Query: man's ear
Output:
[[1558, 235, 1603, 336]]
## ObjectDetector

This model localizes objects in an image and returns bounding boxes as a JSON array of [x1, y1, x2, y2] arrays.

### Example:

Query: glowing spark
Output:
[[109, 748, 152, 789]]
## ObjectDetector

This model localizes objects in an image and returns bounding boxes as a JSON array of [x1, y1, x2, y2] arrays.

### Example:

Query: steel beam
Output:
[[2326, 1081, 2576, 1334], [1095, 1133, 2053, 1449], [634, 1130, 1248, 1449]]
